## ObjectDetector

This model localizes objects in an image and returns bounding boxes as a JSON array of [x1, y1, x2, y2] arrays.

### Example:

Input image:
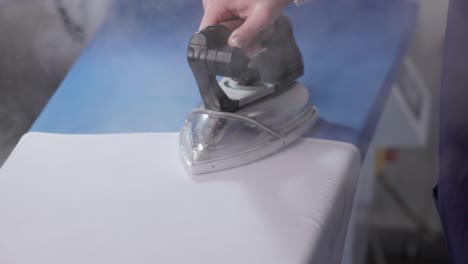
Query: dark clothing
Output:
[[436, 0, 468, 262]]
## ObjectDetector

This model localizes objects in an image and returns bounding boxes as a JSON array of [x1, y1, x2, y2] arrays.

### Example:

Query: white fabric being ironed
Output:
[[0, 132, 360, 264]]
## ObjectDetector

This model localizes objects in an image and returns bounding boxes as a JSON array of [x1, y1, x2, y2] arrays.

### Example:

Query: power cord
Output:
[[376, 149, 444, 244], [54, 0, 85, 43]]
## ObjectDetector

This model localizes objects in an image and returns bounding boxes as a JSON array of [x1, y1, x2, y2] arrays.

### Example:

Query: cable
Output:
[[377, 171, 444, 244], [54, 0, 85, 43], [188, 108, 282, 138]]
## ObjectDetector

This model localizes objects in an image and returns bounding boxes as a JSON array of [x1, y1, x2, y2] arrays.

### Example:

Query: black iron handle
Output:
[[187, 25, 250, 112], [187, 15, 303, 112]]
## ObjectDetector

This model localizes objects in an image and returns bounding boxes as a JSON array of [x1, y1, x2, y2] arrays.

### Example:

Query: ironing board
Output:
[[0, 0, 417, 263], [30, 0, 417, 155]]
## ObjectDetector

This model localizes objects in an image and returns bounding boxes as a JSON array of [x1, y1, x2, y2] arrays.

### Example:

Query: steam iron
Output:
[[180, 15, 318, 175]]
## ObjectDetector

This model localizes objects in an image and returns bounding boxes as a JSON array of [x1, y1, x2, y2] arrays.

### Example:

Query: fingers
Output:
[[219, 19, 244, 32], [199, 6, 231, 30], [199, 12, 217, 30], [228, 7, 279, 48]]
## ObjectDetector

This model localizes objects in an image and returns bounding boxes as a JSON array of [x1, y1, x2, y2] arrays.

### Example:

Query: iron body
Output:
[[180, 15, 318, 175]]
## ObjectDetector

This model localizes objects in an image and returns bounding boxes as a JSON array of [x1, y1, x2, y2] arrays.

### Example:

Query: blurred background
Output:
[[0, 0, 450, 263]]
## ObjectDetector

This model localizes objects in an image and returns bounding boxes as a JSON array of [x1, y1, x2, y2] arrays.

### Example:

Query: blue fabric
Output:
[[30, 0, 416, 156], [436, 0, 468, 262]]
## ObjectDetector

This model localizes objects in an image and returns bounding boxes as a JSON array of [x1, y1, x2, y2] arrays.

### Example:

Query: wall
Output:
[[370, 0, 449, 241], [0, 0, 111, 165]]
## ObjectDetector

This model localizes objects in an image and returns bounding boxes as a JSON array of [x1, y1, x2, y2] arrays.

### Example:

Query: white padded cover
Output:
[[0, 132, 360, 263]]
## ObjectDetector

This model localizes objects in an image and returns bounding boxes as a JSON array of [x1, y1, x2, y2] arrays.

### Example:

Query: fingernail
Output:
[[230, 36, 245, 48]]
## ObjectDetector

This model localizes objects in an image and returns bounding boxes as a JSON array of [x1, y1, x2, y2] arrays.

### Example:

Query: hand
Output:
[[199, 0, 293, 48]]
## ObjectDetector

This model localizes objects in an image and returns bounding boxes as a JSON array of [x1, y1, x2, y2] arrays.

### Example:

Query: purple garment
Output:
[[436, 0, 468, 262]]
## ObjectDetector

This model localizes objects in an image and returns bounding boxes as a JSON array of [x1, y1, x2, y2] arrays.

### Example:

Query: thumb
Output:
[[228, 8, 277, 48]]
